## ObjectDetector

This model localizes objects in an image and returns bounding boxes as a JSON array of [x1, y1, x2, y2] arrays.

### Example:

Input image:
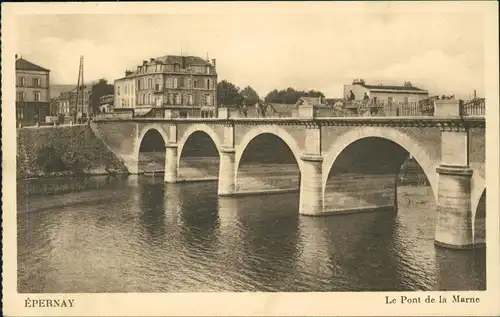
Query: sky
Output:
[[15, 4, 486, 99]]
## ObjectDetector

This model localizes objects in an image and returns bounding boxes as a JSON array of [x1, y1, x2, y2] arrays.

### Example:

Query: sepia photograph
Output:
[[2, 1, 499, 316]]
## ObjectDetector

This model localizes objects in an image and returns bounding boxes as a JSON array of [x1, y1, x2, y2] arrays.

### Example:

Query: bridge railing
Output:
[[316, 100, 434, 118], [460, 98, 485, 116]]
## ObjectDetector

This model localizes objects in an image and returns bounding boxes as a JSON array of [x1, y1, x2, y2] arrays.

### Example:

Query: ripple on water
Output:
[[17, 177, 486, 292]]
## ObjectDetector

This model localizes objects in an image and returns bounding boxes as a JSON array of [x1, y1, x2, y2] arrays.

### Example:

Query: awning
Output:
[[134, 108, 153, 116]]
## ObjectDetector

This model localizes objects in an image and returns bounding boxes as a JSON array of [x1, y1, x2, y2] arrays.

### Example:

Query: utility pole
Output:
[[75, 56, 85, 123]]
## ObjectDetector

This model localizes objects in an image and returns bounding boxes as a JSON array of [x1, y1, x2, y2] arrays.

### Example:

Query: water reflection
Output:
[[17, 176, 486, 293], [435, 247, 486, 291]]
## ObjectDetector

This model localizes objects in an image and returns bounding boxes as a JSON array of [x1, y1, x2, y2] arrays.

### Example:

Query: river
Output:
[[17, 169, 486, 293]]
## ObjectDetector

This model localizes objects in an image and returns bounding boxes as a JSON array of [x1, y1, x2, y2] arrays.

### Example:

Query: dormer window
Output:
[[206, 66, 210, 74], [174, 64, 180, 72]]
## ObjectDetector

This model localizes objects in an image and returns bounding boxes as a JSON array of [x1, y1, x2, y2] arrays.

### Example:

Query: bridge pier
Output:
[[218, 147, 236, 196], [435, 165, 474, 249], [299, 154, 324, 216], [434, 101, 476, 249], [164, 143, 178, 183]]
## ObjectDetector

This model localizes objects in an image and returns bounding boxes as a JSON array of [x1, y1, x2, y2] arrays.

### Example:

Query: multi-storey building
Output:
[[53, 89, 91, 119], [114, 55, 218, 118], [15, 55, 51, 125]]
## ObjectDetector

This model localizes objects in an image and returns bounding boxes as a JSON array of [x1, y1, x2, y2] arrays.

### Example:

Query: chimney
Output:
[[474, 90, 477, 99], [211, 59, 216, 67], [150, 58, 155, 62], [15, 54, 18, 60], [142, 60, 147, 65]]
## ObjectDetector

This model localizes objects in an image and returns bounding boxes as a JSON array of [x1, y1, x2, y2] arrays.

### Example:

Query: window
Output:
[[174, 93, 181, 105], [388, 97, 394, 105], [186, 78, 192, 89], [174, 64, 180, 72], [20, 77, 26, 86], [142, 94, 146, 105], [121, 99, 125, 107], [193, 80, 198, 88], [165, 78, 174, 89], [17, 108, 24, 120], [124, 85, 128, 94], [187, 94, 193, 105], [156, 98, 161, 107], [178, 77, 185, 88], [117, 86, 121, 95], [148, 94, 152, 105], [148, 78, 153, 89], [34, 91, 41, 101], [404, 96, 409, 104], [33, 78, 40, 87], [17, 91, 25, 101], [206, 66, 210, 74], [204, 94, 213, 106], [168, 93, 173, 105], [173, 78, 178, 88], [137, 79, 141, 90], [206, 79, 211, 89]]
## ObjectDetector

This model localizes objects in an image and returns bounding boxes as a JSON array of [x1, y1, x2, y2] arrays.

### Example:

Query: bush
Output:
[[35, 145, 66, 173]]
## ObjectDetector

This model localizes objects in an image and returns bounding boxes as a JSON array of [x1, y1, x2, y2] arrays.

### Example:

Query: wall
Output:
[[16, 70, 50, 102], [115, 77, 135, 109], [17, 125, 128, 179]]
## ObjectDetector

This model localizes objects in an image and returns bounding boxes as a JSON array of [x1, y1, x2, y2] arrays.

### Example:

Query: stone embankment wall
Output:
[[17, 125, 129, 179]]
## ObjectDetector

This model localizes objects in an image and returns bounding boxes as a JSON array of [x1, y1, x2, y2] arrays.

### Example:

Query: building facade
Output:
[[99, 94, 115, 113], [114, 55, 218, 117], [16, 56, 51, 125], [343, 79, 429, 104], [114, 72, 136, 110], [53, 89, 91, 120]]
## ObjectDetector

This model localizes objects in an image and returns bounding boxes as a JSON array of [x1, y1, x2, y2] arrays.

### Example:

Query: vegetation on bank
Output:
[[17, 126, 129, 179], [216, 79, 325, 107]]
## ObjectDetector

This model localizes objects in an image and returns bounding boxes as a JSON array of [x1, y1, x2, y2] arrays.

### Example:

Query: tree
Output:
[[240, 86, 260, 106], [264, 87, 325, 104], [217, 80, 243, 107], [36, 145, 66, 173]]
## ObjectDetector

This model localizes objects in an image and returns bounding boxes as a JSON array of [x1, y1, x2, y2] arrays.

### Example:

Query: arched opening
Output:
[[236, 133, 300, 193], [138, 129, 166, 175], [324, 137, 435, 216], [178, 131, 220, 181], [474, 189, 486, 246]]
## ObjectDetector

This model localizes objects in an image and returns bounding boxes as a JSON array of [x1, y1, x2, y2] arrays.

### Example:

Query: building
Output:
[[99, 94, 114, 113], [114, 71, 136, 111], [90, 79, 114, 115], [343, 79, 429, 104], [53, 88, 91, 121], [114, 55, 218, 118], [15, 55, 51, 125]]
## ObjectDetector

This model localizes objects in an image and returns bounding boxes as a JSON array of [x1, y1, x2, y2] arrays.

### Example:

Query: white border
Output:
[[2, 2, 499, 316]]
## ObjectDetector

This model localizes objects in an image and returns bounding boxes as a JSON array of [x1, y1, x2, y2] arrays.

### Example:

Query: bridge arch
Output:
[[135, 124, 169, 173], [235, 126, 305, 175], [177, 124, 223, 167], [322, 127, 439, 203]]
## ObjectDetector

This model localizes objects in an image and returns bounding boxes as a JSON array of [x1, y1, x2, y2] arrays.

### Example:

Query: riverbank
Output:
[[17, 125, 129, 180]]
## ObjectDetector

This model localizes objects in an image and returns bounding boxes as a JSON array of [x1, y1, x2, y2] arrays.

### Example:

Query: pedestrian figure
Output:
[[242, 104, 248, 117], [349, 90, 355, 101], [255, 102, 261, 118]]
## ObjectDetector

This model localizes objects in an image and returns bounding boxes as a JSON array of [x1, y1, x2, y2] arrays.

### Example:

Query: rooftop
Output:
[[351, 79, 428, 93], [15, 57, 50, 72], [152, 55, 212, 66]]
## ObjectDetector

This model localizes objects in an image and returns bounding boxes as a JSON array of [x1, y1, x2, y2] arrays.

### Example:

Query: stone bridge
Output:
[[92, 100, 486, 250]]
